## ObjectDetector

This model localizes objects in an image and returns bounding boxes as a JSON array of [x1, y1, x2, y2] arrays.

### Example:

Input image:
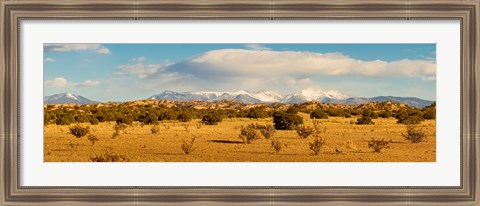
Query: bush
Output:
[[87, 134, 98, 145], [271, 138, 284, 154], [273, 112, 303, 130], [296, 125, 314, 138], [356, 117, 373, 125], [69, 125, 90, 138], [181, 137, 196, 154], [309, 137, 326, 155], [368, 138, 389, 153], [91, 152, 129, 162], [379, 110, 392, 118], [397, 115, 424, 124], [90, 118, 99, 125], [403, 124, 427, 143], [202, 113, 222, 125], [310, 108, 328, 119], [151, 125, 160, 134], [177, 113, 192, 122], [112, 123, 127, 138], [116, 116, 133, 125], [259, 125, 276, 139], [246, 108, 269, 119], [239, 126, 259, 144]]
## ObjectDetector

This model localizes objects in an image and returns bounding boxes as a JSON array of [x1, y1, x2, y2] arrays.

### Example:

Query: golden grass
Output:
[[44, 113, 436, 162]]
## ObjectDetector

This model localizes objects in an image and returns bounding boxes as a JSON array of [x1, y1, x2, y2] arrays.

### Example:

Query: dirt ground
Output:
[[44, 114, 436, 162]]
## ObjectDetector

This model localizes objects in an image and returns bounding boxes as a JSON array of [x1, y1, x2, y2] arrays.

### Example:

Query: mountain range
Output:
[[43, 93, 98, 105], [44, 88, 434, 108]]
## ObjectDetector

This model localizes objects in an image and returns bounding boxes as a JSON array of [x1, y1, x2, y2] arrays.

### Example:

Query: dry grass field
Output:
[[44, 113, 436, 162]]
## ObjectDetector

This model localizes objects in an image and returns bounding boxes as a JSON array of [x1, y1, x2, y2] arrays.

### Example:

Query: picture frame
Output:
[[1, 0, 478, 205]]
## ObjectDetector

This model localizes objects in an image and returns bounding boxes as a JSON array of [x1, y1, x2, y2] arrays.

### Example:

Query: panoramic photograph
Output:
[[43, 43, 436, 162]]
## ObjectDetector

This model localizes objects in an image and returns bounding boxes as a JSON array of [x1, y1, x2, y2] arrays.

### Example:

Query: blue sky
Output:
[[44, 44, 436, 102]]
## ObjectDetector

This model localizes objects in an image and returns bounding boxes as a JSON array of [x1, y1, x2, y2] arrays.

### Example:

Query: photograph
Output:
[[43, 43, 437, 162]]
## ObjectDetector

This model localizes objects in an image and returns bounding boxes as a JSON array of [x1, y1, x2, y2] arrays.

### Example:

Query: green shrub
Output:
[[116, 116, 134, 125], [177, 113, 192, 122], [310, 108, 328, 119], [69, 125, 89, 138], [356, 117, 373, 125], [202, 113, 222, 125], [296, 125, 314, 138], [239, 126, 259, 144], [403, 124, 427, 143], [273, 112, 303, 130], [397, 115, 424, 124], [90, 118, 100, 125], [246, 108, 269, 119], [379, 110, 392, 118]]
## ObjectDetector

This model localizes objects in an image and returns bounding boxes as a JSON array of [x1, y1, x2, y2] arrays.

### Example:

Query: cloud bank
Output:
[[44, 77, 101, 88], [44, 44, 111, 54]]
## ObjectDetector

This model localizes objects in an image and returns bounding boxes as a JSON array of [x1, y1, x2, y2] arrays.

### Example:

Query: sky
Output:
[[44, 43, 436, 102]]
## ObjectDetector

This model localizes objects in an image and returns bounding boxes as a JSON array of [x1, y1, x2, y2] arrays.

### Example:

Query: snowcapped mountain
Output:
[[44, 93, 97, 104], [149, 88, 349, 104], [148, 88, 433, 108], [149, 90, 284, 103], [280, 88, 350, 103]]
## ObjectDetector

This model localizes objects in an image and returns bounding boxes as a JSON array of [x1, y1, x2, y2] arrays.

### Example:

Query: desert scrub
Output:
[[296, 125, 314, 139], [309, 137, 326, 155], [259, 125, 276, 139], [91, 151, 129, 162], [403, 124, 427, 143], [368, 138, 389, 153], [87, 134, 98, 146], [239, 125, 259, 144], [181, 137, 196, 154], [69, 125, 90, 138], [112, 123, 128, 138], [270, 138, 285, 154], [151, 124, 160, 134]]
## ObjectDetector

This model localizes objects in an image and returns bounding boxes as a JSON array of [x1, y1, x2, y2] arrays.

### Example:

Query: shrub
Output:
[[177, 113, 192, 122], [296, 125, 314, 139], [403, 124, 427, 143], [259, 125, 276, 139], [87, 134, 98, 145], [145, 113, 158, 125], [397, 115, 424, 124], [368, 138, 389, 153], [112, 123, 127, 138], [246, 108, 269, 119], [310, 108, 328, 119], [273, 112, 303, 130], [90, 118, 100, 125], [181, 137, 196, 154], [356, 117, 373, 125], [379, 110, 393, 118], [69, 125, 90, 138], [309, 137, 326, 155], [202, 113, 222, 125], [271, 138, 284, 154], [239, 126, 259, 144], [116, 116, 133, 125], [91, 152, 129, 162], [151, 125, 160, 134]]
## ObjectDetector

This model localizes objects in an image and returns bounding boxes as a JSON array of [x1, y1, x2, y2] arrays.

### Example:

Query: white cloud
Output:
[[132, 57, 146, 62], [44, 57, 56, 62], [245, 44, 271, 50], [44, 44, 111, 54], [117, 63, 165, 79], [422, 75, 436, 81], [45, 77, 100, 88], [44, 77, 77, 87], [176, 49, 436, 79], [80, 80, 101, 87]]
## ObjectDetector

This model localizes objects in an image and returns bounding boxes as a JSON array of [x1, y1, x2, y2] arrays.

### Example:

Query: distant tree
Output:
[[310, 108, 328, 119], [202, 113, 222, 125], [273, 112, 303, 130]]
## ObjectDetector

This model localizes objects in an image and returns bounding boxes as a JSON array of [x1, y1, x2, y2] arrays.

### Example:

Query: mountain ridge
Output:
[[45, 88, 434, 108]]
